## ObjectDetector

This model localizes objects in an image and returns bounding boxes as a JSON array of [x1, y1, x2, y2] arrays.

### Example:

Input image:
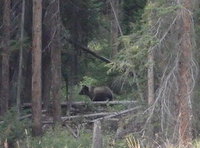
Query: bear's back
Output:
[[91, 86, 113, 101]]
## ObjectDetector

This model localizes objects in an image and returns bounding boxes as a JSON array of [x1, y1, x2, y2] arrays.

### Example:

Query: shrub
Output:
[[0, 108, 29, 147]]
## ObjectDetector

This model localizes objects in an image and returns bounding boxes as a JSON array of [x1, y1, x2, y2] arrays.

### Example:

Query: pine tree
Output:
[[32, 0, 42, 136]]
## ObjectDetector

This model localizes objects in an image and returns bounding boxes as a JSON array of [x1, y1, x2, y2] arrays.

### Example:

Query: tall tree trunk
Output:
[[1, 0, 11, 116], [44, 0, 62, 122], [16, 0, 25, 115], [32, 0, 42, 136], [177, 0, 194, 147]]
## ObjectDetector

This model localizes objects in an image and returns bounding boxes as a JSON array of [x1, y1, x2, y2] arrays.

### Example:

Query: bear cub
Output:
[[79, 85, 113, 101]]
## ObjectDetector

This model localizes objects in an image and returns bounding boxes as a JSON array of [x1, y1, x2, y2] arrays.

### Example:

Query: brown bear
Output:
[[79, 85, 113, 101]]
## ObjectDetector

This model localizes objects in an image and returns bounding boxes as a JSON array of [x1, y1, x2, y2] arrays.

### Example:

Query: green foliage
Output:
[[88, 39, 111, 56], [193, 139, 200, 148], [61, 0, 102, 41], [143, 2, 179, 22], [103, 134, 141, 148], [80, 56, 112, 87], [9, 38, 30, 52], [0, 108, 30, 146], [88, 40, 104, 51], [123, 0, 147, 34], [107, 0, 181, 100], [20, 126, 91, 148], [107, 0, 169, 100], [80, 76, 98, 86], [88, 61, 111, 84], [107, 31, 152, 97]]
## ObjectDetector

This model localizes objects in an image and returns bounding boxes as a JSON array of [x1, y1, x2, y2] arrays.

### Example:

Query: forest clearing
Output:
[[1, 0, 200, 148]]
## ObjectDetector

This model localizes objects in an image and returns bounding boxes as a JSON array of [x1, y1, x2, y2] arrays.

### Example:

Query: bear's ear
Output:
[[82, 85, 88, 89], [84, 85, 89, 91]]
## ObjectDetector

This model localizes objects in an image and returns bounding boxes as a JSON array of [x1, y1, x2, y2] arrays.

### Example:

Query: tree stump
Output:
[[92, 120, 102, 148]]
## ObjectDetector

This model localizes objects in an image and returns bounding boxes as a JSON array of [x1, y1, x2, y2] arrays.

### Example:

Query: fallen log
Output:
[[65, 100, 137, 106], [42, 107, 140, 124], [22, 100, 137, 108]]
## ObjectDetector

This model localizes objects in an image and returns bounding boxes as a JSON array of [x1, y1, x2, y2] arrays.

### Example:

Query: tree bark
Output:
[[1, 0, 11, 116], [177, 0, 194, 147], [32, 0, 42, 136]]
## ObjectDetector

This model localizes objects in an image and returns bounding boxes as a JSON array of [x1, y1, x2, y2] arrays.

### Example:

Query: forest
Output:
[[0, 0, 200, 148]]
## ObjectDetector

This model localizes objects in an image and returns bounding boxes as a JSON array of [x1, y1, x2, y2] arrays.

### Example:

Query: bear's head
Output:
[[79, 85, 89, 95]]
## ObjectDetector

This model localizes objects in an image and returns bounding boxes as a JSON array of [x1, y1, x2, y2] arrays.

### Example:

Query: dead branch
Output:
[[42, 112, 114, 124], [67, 39, 111, 63], [62, 112, 114, 121], [109, 0, 123, 36], [65, 124, 80, 138], [92, 106, 141, 122], [60, 22, 111, 63]]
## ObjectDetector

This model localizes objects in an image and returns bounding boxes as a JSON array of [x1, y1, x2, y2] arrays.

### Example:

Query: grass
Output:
[[16, 126, 92, 148]]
